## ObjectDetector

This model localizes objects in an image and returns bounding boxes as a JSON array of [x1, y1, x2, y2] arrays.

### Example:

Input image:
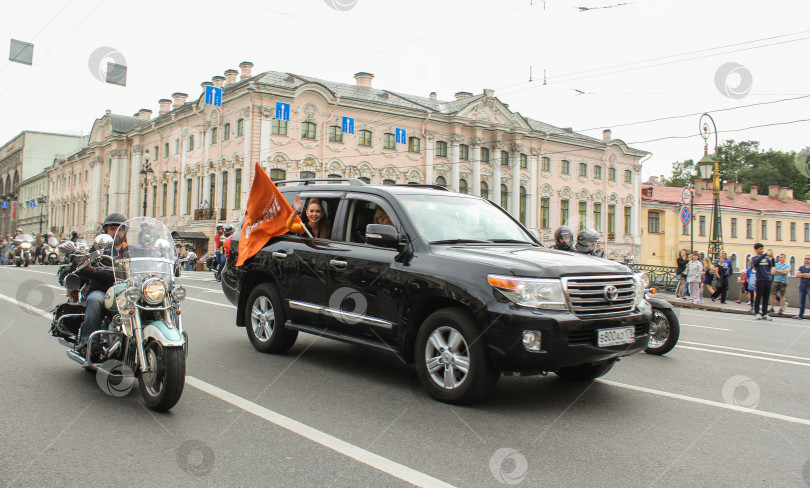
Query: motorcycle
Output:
[[44, 237, 60, 265], [638, 272, 680, 355], [12, 233, 34, 267], [50, 217, 196, 411]]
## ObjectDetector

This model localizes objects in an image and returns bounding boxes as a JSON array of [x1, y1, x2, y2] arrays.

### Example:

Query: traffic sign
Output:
[[342, 116, 354, 134], [0, 201, 7, 208], [682, 187, 692, 205], [395, 128, 406, 145], [276, 102, 290, 121], [680, 206, 691, 225], [204, 85, 222, 107], [29, 201, 35, 208]]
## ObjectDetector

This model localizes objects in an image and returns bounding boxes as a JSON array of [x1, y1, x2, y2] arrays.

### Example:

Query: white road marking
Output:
[[599, 379, 810, 427], [183, 284, 222, 293], [185, 296, 236, 309], [680, 323, 732, 331], [0, 291, 52, 319], [7, 268, 55, 276], [676, 345, 810, 367], [186, 376, 456, 488], [680, 341, 810, 361]]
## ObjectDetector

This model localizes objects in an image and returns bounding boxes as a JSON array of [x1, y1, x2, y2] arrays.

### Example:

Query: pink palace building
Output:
[[48, 62, 648, 261]]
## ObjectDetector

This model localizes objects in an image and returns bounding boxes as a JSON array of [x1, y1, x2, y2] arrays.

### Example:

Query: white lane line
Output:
[[681, 323, 732, 331], [185, 296, 236, 309], [680, 341, 810, 361], [599, 379, 810, 427], [186, 376, 456, 488], [183, 284, 222, 293], [0, 291, 52, 319], [676, 345, 810, 367], [7, 268, 55, 276]]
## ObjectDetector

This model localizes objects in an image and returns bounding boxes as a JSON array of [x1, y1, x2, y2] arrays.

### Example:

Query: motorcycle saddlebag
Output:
[[50, 303, 85, 339]]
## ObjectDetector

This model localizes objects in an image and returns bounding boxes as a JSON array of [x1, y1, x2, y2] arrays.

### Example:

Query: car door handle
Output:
[[272, 252, 287, 259], [330, 259, 347, 269]]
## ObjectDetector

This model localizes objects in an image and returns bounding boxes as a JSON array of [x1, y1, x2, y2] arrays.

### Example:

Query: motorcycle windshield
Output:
[[14, 234, 34, 244], [75, 238, 89, 251], [112, 217, 177, 282]]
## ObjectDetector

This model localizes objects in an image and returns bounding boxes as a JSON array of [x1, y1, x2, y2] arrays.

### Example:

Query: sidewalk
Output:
[[654, 291, 805, 318]]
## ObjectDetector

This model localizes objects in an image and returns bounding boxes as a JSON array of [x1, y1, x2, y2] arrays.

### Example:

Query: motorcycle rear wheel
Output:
[[139, 341, 185, 412], [645, 308, 680, 355]]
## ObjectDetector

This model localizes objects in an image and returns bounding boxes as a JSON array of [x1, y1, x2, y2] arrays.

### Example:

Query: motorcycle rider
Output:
[[574, 229, 601, 256], [70, 230, 79, 243], [75, 212, 128, 360], [214, 224, 224, 281], [551, 225, 575, 251], [217, 224, 234, 281]]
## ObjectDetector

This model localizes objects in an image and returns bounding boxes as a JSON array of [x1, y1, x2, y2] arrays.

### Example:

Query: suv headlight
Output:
[[141, 278, 167, 305], [632, 274, 645, 308], [488, 275, 568, 310], [638, 272, 650, 289]]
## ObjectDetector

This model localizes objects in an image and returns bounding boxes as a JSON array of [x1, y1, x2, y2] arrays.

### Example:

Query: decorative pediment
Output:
[[577, 189, 590, 201], [457, 97, 531, 130], [88, 116, 111, 144], [406, 169, 423, 183], [539, 184, 553, 198], [559, 186, 574, 199]]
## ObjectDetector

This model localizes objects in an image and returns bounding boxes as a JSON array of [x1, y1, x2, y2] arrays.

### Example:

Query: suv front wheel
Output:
[[245, 283, 298, 353], [415, 308, 499, 405]]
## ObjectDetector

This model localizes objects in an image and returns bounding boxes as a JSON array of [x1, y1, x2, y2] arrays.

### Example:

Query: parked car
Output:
[[220, 179, 651, 404]]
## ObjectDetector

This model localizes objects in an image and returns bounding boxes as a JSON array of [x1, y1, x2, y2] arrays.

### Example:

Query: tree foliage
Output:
[[663, 140, 808, 201]]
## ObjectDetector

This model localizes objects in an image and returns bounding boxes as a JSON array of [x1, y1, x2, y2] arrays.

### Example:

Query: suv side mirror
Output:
[[365, 224, 399, 249]]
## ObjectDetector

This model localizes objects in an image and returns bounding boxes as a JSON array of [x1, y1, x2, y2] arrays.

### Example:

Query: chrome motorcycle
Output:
[[638, 272, 680, 355], [44, 237, 60, 265], [12, 233, 34, 267], [50, 217, 195, 411]]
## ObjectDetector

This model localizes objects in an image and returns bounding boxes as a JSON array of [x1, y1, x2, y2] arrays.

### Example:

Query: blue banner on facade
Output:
[[276, 102, 290, 121], [395, 128, 406, 145], [205, 85, 222, 107], [342, 116, 354, 134]]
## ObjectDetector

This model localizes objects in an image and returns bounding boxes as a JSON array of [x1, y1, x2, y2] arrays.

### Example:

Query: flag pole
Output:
[[296, 206, 314, 239]]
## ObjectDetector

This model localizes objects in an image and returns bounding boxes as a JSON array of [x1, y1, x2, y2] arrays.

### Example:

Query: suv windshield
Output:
[[399, 194, 536, 244]]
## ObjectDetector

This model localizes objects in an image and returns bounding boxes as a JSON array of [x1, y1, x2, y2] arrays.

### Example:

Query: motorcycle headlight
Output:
[[21, 242, 31, 249], [171, 286, 186, 302], [141, 278, 167, 305], [125, 286, 141, 303], [488, 275, 568, 310], [632, 274, 645, 308]]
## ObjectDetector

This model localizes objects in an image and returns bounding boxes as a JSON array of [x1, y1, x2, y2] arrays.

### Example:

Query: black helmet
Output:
[[71, 230, 78, 238], [575, 228, 600, 254], [223, 224, 235, 236], [103, 212, 128, 229], [553, 226, 574, 251]]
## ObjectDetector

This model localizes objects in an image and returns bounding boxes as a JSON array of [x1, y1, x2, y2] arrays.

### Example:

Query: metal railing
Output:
[[627, 264, 679, 292]]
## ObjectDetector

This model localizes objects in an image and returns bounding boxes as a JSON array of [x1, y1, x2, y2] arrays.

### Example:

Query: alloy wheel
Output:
[[424, 326, 471, 389]]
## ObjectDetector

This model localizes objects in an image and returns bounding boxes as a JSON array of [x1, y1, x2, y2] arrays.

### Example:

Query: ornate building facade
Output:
[[48, 63, 648, 260]]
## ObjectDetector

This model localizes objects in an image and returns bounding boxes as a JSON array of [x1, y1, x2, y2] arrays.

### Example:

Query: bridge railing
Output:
[[627, 264, 679, 293]]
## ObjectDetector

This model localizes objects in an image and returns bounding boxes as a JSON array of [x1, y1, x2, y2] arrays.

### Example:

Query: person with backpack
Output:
[[751, 243, 775, 320], [711, 251, 732, 303]]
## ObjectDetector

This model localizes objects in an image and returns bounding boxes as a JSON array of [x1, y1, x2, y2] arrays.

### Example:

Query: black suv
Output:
[[221, 179, 651, 404]]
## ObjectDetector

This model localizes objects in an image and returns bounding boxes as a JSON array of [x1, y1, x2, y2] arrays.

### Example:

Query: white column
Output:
[[87, 158, 103, 227], [425, 134, 434, 184], [471, 138, 482, 196], [118, 149, 130, 215], [511, 146, 522, 221], [529, 149, 538, 228], [179, 172, 188, 215], [129, 145, 143, 218], [491, 143, 502, 207], [449, 138, 460, 193]]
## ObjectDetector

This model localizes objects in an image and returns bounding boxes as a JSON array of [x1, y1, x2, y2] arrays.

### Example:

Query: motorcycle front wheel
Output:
[[138, 341, 185, 412], [645, 308, 680, 355]]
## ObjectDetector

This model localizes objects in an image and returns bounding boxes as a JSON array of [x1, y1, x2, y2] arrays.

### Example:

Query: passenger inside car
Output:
[[288, 195, 332, 239]]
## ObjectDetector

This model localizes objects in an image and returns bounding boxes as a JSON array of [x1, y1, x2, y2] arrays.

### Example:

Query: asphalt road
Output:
[[1, 265, 809, 487]]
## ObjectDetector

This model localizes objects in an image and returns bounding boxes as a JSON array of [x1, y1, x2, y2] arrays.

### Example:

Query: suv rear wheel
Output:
[[555, 359, 616, 381], [244, 283, 298, 353], [415, 308, 498, 404]]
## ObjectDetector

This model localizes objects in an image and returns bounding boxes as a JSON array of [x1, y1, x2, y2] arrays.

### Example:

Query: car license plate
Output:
[[597, 326, 635, 347]]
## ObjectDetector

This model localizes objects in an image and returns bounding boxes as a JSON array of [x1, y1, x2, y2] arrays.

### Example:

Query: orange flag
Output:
[[236, 163, 300, 266]]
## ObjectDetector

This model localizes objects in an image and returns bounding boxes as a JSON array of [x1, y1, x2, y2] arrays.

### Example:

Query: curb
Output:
[[665, 299, 797, 317]]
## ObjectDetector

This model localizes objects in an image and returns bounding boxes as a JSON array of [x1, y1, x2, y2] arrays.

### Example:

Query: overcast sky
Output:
[[2, 0, 809, 180]]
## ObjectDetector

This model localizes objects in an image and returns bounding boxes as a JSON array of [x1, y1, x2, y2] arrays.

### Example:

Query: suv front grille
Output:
[[563, 275, 636, 318]]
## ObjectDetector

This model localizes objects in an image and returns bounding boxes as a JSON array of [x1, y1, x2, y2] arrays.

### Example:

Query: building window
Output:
[[480, 147, 490, 164], [578, 201, 587, 230], [211, 127, 218, 144], [541, 197, 550, 228], [541, 157, 550, 172], [152, 185, 157, 217], [161, 184, 167, 216], [501, 184, 509, 210], [435, 176, 446, 186], [436, 141, 448, 157], [805, 223, 809, 242], [731, 218, 738, 238], [328, 125, 343, 143], [790, 256, 797, 275], [408, 137, 421, 153], [608, 205, 616, 240], [608, 167, 616, 181], [237, 119, 244, 137], [272, 119, 287, 136], [187, 135, 194, 151], [382, 179, 396, 185], [624, 207, 631, 234], [791, 222, 796, 241], [776, 221, 782, 240], [175, 139, 180, 154], [501, 151, 509, 166], [358, 129, 372, 147], [270, 169, 286, 182], [481, 181, 489, 200], [460, 144, 469, 160], [172, 182, 178, 215], [301, 122, 316, 140], [761, 220, 768, 239], [384, 133, 395, 150], [747, 218, 753, 239], [594, 165, 602, 179], [648, 211, 661, 233], [624, 170, 632, 183], [299, 170, 315, 179], [209, 174, 215, 206], [359, 177, 371, 184], [186, 179, 192, 214], [235, 169, 242, 209], [561, 160, 570, 174], [593, 202, 602, 231], [520, 154, 528, 169], [164, 142, 169, 157], [579, 162, 587, 178], [699, 215, 706, 236], [221, 171, 228, 209], [519, 187, 527, 224], [223, 123, 231, 140], [560, 199, 569, 226], [153, 145, 158, 159], [459, 179, 468, 194]]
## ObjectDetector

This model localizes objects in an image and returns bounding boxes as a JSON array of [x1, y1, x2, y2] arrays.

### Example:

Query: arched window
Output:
[[730, 253, 738, 273], [790, 256, 797, 275], [435, 176, 447, 187], [162, 184, 168, 216], [481, 181, 489, 200], [745, 253, 752, 269], [382, 179, 396, 185], [383, 133, 395, 149], [223, 123, 231, 140], [300, 170, 316, 179], [301, 122, 316, 140], [270, 169, 286, 181], [186, 179, 192, 214], [237, 119, 244, 137], [359, 176, 371, 184], [459, 179, 468, 194], [358, 130, 372, 147], [408, 137, 421, 153], [327, 173, 341, 178], [328, 125, 343, 143], [480, 147, 490, 164], [235, 169, 242, 208], [187, 135, 194, 151], [500, 184, 509, 210], [209, 173, 216, 207], [519, 187, 527, 224]]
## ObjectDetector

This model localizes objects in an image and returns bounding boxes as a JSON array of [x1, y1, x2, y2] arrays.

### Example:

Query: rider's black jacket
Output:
[[75, 243, 127, 294]]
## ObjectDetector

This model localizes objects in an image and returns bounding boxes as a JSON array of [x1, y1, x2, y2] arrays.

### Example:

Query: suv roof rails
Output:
[[391, 184, 450, 191], [275, 178, 366, 186]]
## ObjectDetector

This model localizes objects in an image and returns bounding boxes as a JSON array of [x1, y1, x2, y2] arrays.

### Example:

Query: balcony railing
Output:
[[193, 208, 228, 221], [627, 264, 678, 292]]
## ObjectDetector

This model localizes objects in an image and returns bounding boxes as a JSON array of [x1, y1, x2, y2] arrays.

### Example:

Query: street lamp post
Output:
[[696, 113, 722, 261], [37, 196, 46, 233], [140, 161, 154, 217]]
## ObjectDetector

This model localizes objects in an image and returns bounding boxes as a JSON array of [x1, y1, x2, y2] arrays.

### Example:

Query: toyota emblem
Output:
[[603, 285, 619, 302]]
